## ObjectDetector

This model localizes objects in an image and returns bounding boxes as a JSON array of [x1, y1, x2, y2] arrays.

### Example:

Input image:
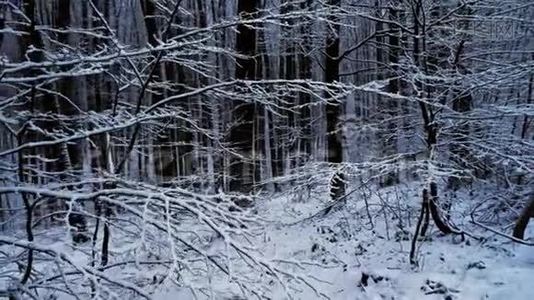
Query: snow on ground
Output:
[[250, 185, 534, 300], [3, 184, 534, 299]]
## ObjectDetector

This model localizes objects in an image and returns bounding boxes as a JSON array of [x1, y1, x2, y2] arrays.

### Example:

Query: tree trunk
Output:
[[381, 6, 400, 187], [513, 197, 534, 240], [229, 0, 259, 192], [325, 0, 345, 201]]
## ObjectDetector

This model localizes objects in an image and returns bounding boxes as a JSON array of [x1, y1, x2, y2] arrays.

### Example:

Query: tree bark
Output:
[[325, 0, 345, 201], [513, 197, 534, 240], [229, 0, 259, 192]]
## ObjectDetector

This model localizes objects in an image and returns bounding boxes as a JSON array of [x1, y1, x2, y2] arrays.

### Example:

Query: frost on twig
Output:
[[0, 178, 329, 299]]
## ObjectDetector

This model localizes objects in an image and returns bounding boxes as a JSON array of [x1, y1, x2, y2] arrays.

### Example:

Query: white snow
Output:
[[2, 183, 534, 299]]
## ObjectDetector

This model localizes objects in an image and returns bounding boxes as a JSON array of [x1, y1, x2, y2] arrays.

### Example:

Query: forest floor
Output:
[[245, 184, 534, 300], [3, 184, 534, 299]]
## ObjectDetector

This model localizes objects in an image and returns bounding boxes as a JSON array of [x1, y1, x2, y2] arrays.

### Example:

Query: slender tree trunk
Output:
[[229, 0, 259, 192], [18, 0, 44, 284], [325, 0, 345, 201], [448, 7, 474, 189], [410, 188, 428, 265], [381, 6, 400, 186], [412, 0, 454, 237], [513, 197, 534, 240]]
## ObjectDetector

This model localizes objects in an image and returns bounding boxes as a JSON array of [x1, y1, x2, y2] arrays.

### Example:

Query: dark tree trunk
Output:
[[229, 0, 259, 192], [447, 33, 473, 189], [325, 0, 345, 200], [513, 197, 534, 240], [0, 11, 4, 46], [299, 0, 313, 158], [420, 189, 430, 237], [412, 0, 453, 236], [410, 188, 428, 265], [56, 0, 81, 171], [141, 0, 158, 47], [381, 7, 400, 187], [18, 0, 46, 284], [428, 182, 453, 234], [448, 89, 472, 189]]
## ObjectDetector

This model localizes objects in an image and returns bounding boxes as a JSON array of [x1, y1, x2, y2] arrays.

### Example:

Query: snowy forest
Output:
[[0, 0, 533, 299]]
